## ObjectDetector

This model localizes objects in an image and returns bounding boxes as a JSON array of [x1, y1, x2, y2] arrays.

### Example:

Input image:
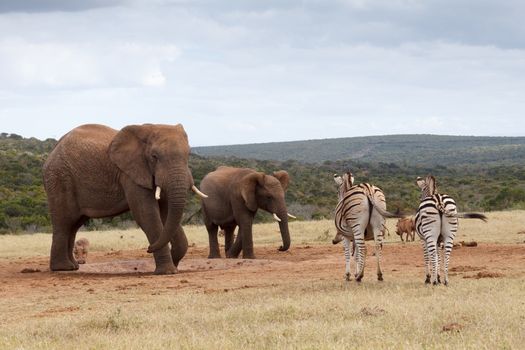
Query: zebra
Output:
[[415, 175, 487, 285], [333, 172, 404, 282]]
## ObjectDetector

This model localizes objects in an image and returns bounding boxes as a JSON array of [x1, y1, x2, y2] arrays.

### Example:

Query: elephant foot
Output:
[[50, 259, 79, 272], [153, 264, 178, 275], [208, 253, 221, 259], [241, 253, 256, 259]]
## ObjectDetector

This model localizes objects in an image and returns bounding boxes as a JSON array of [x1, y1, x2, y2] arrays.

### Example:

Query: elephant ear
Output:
[[240, 172, 265, 212], [272, 170, 289, 191], [109, 125, 153, 189]]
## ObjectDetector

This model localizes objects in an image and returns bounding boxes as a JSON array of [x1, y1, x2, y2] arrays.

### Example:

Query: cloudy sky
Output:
[[0, 0, 524, 146]]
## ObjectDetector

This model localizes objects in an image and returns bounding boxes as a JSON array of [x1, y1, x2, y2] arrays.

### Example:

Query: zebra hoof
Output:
[[355, 275, 363, 283], [377, 274, 383, 282], [345, 273, 351, 282], [432, 280, 439, 286], [425, 275, 431, 284], [437, 275, 442, 284]]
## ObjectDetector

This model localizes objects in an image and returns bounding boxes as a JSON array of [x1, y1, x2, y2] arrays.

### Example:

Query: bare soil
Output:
[[1, 243, 524, 300]]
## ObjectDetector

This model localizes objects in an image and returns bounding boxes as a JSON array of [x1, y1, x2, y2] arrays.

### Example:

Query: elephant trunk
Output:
[[276, 208, 291, 252], [147, 167, 189, 253]]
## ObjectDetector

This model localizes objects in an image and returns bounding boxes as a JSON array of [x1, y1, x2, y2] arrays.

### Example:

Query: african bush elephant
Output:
[[200, 166, 294, 259], [43, 124, 207, 274]]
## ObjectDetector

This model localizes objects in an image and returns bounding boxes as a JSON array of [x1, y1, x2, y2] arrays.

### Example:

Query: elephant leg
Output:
[[227, 230, 242, 258], [239, 222, 256, 259], [224, 225, 236, 254], [50, 216, 86, 271], [206, 222, 221, 259], [127, 185, 176, 275]]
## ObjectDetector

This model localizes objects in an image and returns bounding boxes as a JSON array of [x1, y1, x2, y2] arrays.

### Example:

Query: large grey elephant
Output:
[[200, 166, 294, 259], [43, 124, 207, 274]]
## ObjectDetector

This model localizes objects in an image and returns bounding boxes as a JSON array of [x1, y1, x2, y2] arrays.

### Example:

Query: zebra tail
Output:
[[369, 198, 407, 219], [455, 212, 488, 222]]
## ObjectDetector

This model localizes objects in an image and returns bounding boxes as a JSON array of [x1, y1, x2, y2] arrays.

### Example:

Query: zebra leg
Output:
[[354, 237, 366, 282], [442, 219, 458, 286], [421, 240, 431, 284], [426, 237, 439, 285], [343, 236, 352, 281], [371, 212, 385, 282]]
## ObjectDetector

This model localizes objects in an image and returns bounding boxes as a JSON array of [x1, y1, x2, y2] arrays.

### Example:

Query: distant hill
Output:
[[193, 134, 525, 166]]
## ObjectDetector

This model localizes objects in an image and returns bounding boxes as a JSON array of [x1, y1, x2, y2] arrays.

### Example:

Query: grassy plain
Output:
[[1, 210, 524, 349]]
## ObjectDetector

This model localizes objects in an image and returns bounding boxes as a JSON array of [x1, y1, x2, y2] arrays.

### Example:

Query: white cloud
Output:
[[0, 39, 179, 89], [0, 1, 524, 143]]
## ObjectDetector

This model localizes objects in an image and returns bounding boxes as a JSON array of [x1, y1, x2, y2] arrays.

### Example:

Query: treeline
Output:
[[1, 134, 525, 233]]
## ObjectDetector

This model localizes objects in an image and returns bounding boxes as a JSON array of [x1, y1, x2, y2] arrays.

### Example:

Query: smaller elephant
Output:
[[73, 237, 90, 264], [200, 166, 295, 259]]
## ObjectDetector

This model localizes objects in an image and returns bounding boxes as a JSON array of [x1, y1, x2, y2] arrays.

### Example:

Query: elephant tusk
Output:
[[287, 213, 297, 219], [273, 213, 282, 222], [192, 185, 209, 199], [155, 186, 161, 200]]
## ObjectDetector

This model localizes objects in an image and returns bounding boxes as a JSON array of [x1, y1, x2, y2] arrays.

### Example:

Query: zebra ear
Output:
[[416, 176, 425, 189], [334, 174, 343, 186]]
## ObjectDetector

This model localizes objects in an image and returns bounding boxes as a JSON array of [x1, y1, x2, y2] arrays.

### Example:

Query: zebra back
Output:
[[334, 182, 386, 236]]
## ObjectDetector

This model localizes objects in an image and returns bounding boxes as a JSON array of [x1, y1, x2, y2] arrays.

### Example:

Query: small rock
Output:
[[20, 268, 41, 273]]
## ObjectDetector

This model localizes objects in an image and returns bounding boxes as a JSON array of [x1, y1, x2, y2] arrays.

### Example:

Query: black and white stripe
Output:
[[415, 175, 487, 285], [333, 172, 403, 282]]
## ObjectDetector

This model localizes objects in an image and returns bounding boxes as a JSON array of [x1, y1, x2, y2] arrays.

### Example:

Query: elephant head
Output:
[[109, 124, 206, 253], [240, 170, 293, 251]]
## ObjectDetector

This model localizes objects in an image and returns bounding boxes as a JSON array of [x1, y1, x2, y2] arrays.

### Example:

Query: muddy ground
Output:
[[2, 242, 524, 301]]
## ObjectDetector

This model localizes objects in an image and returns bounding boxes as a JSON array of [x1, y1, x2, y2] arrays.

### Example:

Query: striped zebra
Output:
[[415, 175, 487, 285], [333, 172, 404, 282]]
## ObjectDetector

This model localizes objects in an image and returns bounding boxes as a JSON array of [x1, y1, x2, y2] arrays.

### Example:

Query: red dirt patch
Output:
[[449, 265, 485, 272], [0, 243, 524, 303], [463, 271, 505, 279]]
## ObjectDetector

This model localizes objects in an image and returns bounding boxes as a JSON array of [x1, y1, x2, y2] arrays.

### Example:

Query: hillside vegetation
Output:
[[1, 133, 525, 233], [193, 134, 525, 166]]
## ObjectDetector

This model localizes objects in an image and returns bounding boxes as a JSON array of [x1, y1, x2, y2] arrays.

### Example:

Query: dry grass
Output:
[[1, 278, 524, 349], [1, 210, 524, 349], [1, 210, 522, 258]]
